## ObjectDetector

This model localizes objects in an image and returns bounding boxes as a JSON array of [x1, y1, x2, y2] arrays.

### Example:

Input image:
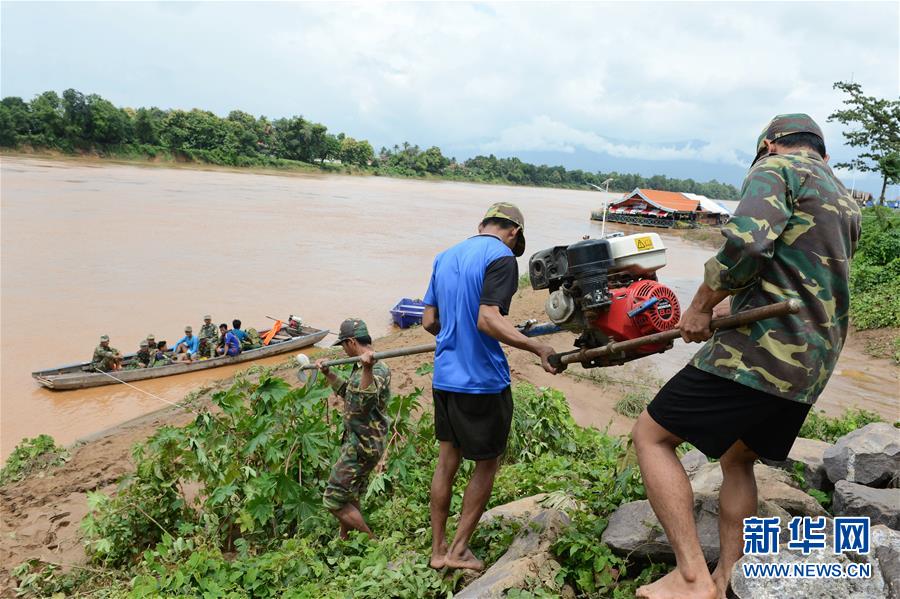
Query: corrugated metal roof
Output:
[[613, 188, 700, 213]]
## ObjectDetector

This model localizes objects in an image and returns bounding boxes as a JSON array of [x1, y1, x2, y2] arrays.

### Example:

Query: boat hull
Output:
[[32, 328, 329, 391]]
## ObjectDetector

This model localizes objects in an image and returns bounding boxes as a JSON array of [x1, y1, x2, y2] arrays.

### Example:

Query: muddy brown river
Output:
[[1, 157, 897, 459]]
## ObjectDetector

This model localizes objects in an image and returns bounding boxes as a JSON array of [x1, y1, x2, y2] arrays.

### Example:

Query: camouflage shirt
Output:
[[330, 362, 391, 448], [92, 344, 118, 366], [691, 151, 861, 404], [199, 323, 219, 340]]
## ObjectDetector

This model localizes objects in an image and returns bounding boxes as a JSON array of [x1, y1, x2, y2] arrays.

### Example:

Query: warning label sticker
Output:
[[635, 236, 654, 251]]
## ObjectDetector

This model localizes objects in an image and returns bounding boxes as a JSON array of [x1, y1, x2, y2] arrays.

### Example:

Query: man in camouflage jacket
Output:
[[314, 318, 390, 539], [92, 335, 122, 371], [198, 315, 219, 358], [632, 114, 860, 599]]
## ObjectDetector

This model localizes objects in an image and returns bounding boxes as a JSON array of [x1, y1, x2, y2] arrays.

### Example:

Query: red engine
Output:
[[589, 279, 681, 357]]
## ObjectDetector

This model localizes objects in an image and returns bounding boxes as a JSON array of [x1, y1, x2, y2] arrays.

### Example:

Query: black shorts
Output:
[[433, 386, 513, 461], [647, 365, 812, 461]]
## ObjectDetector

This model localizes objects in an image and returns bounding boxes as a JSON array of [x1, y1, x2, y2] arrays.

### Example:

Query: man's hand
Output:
[[314, 358, 331, 375], [679, 306, 713, 343], [535, 343, 558, 375], [359, 350, 376, 368]]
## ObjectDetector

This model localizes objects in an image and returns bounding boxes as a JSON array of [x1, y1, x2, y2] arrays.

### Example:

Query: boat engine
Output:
[[529, 233, 681, 366]]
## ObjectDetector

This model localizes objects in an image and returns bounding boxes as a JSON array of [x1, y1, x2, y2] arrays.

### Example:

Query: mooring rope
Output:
[[92, 368, 201, 414]]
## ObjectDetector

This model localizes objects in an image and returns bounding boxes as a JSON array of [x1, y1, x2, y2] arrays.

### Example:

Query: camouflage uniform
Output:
[[199, 321, 219, 358], [149, 351, 173, 368], [322, 359, 391, 511], [92, 341, 120, 372], [127, 344, 151, 369], [692, 114, 861, 404]]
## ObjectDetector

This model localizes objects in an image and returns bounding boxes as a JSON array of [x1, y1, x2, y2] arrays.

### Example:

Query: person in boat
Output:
[[217, 323, 241, 357], [92, 335, 123, 372], [198, 314, 219, 359], [315, 318, 389, 540], [230, 319, 252, 350], [172, 326, 199, 359], [150, 341, 173, 367], [128, 340, 152, 369], [146, 334, 156, 351]]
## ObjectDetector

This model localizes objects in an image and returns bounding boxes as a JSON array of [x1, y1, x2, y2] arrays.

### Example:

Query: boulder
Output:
[[731, 539, 886, 599], [601, 492, 790, 563], [480, 493, 549, 526], [763, 437, 834, 491], [690, 462, 827, 517], [872, 525, 900, 599], [823, 422, 900, 487], [832, 480, 900, 529], [680, 449, 709, 477], [456, 508, 570, 599]]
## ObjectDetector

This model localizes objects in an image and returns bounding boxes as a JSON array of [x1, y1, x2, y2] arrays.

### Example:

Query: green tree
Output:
[[828, 81, 900, 203]]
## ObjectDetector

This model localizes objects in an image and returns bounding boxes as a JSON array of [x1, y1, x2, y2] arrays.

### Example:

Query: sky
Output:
[[1, 1, 898, 194]]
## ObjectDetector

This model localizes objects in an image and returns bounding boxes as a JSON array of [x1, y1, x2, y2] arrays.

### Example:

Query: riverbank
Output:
[[3, 284, 898, 594]]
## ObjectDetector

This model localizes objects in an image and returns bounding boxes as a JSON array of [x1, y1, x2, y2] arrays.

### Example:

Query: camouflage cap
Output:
[[483, 202, 526, 257], [184, 325, 193, 333], [203, 314, 212, 320], [147, 333, 155, 339], [332, 318, 370, 346], [139, 340, 149, 348], [100, 335, 109, 342], [753, 113, 824, 166]]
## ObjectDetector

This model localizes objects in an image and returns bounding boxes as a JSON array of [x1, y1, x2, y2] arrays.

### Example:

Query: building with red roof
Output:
[[593, 188, 731, 228]]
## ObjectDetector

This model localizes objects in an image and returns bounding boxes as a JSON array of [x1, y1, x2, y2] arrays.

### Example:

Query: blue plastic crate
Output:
[[390, 298, 426, 328]]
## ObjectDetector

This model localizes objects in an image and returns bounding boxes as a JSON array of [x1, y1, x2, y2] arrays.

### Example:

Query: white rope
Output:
[[92, 368, 200, 414]]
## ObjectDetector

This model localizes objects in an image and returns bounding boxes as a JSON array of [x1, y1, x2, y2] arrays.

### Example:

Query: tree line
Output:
[[0, 88, 743, 197]]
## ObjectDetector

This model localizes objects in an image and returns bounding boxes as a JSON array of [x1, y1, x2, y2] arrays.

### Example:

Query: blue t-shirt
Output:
[[223, 331, 241, 356], [232, 329, 249, 342], [424, 235, 519, 394]]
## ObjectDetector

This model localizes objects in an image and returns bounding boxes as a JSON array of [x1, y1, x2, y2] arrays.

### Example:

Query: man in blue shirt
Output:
[[231, 319, 249, 347], [171, 325, 199, 360], [422, 202, 558, 571], [217, 323, 241, 357]]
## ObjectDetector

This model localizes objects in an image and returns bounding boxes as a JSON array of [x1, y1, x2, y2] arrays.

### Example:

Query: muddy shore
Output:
[[2, 285, 897, 594]]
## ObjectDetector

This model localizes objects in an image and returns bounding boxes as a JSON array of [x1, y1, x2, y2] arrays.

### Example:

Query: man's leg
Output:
[[444, 456, 500, 571], [331, 503, 375, 540], [711, 440, 758, 598], [632, 410, 717, 599], [430, 441, 461, 568]]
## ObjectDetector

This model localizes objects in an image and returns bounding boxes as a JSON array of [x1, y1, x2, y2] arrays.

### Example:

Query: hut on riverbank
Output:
[[591, 188, 731, 228]]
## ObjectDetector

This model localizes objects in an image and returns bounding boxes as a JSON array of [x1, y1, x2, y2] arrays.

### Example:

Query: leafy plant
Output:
[[0, 434, 69, 485], [798, 408, 884, 444]]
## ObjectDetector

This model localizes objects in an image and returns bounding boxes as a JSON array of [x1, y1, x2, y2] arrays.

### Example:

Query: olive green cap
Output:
[[483, 202, 526, 256], [203, 314, 212, 321], [184, 325, 192, 333], [753, 113, 824, 166], [139, 340, 149, 348], [100, 335, 109, 342], [147, 333, 155, 339], [332, 318, 370, 346]]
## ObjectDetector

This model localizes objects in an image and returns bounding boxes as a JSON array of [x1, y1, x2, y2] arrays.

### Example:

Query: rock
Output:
[[480, 493, 549, 526], [456, 508, 571, 599], [823, 422, 900, 487], [763, 437, 834, 491], [601, 492, 790, 563], [872, 525, 900, 598], [731, 536, 886, 599], [680, 449, 709, 477], [832, 480, 900, 529], [690, 462, 827, 517]]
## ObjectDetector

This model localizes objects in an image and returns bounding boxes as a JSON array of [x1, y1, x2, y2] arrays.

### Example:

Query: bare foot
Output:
[[443, 547, 484, 571], [636, 567, 717, 599], [710, 564, 731, 599], [429, 543, 448, 569]]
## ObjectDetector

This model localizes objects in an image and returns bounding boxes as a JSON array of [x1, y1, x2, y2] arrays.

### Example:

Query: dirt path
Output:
[[1, 287, 896, 594]]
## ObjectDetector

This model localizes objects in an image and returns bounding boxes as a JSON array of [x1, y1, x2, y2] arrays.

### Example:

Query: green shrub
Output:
[[506, 383, 578, 463], [850, 277, 900, 329], [0, 434, 69, 485], [798, 408, 884, 444]]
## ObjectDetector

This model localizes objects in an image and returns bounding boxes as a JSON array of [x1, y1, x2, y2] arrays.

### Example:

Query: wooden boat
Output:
[[32, 324, 329, 391]]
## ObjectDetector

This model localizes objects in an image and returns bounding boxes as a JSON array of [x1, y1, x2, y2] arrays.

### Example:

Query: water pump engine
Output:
[[529, 233, 681, 366]]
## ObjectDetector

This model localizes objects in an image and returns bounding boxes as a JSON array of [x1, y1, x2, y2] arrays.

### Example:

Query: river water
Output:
[[1, 157, 896, 459]]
